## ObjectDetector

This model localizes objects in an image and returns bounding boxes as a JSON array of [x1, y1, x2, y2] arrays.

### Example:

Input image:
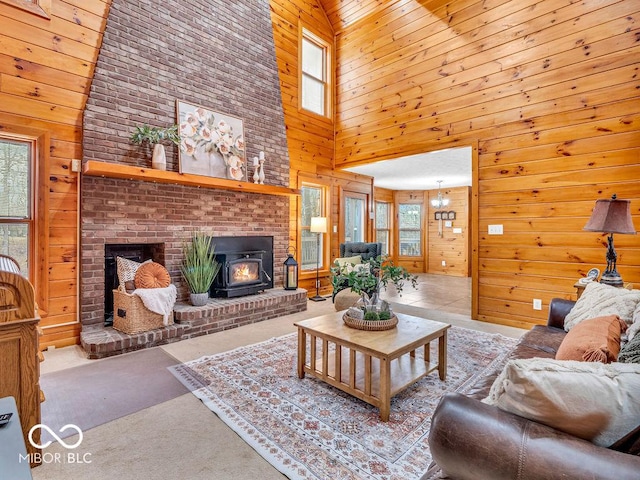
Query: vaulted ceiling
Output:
[[317, 0, 387, 33]]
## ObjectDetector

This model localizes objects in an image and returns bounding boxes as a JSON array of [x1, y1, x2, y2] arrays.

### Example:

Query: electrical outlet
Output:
[[71, 159, 81, 172], [533, 299, 542, 310], [488, 224, 503, 235], [441, 260, 446, 267]]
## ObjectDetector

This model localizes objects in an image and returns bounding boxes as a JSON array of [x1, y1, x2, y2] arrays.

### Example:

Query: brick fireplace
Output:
[[78, 0, 306, 356]]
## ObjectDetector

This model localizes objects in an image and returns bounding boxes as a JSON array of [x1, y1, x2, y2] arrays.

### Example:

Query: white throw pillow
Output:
[[335, 255, 362, 267], [116, 256, 151, 290], [627, 301, 640, 341], [564, 282, 640, 331], [483, 358, 640, 447]]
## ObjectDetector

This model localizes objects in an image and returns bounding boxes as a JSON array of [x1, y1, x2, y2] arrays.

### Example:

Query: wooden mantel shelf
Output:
[[82, 160, 300, 197]]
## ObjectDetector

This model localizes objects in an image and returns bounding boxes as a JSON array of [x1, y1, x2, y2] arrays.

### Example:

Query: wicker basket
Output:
[[342, 312, 398, 331], [112, 289, 172, 334]]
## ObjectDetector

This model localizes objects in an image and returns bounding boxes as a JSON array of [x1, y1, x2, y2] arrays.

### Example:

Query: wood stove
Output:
[[210, 236, 274, 298]]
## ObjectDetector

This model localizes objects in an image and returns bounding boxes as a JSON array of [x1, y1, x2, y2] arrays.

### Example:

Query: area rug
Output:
[[41, 347, 190, 443], [170, 326, 518, 480]]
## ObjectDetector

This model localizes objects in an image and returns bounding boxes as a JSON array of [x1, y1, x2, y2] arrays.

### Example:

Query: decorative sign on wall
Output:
[[177, 101, 246, 181], [434, 211, 456, 220]]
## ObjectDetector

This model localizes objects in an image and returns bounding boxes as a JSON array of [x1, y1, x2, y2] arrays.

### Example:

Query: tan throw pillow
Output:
[[483, 358, 640, 447], [116, 257, 151, 288], [134, 262, 171, 289], [556, 315, 627, 363], [564, 282, 640, 331]]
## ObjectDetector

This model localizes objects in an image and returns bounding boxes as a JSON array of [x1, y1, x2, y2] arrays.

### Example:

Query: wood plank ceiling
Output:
[[319, 0, 384, 32]]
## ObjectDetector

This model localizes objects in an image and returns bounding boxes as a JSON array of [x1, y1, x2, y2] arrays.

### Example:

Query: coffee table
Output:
[[294, 311, 450, 421]]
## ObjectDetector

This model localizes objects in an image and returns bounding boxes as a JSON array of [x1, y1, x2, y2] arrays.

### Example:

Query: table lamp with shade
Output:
[[310, 216, 327, 301], [583, 194, 636, 287]]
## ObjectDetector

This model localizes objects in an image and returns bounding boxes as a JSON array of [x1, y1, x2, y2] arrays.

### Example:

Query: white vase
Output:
[[152, 144, 166, 170]]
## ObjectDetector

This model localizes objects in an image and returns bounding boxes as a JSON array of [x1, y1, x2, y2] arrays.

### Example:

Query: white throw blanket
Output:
[[133, 284, 177, 326]]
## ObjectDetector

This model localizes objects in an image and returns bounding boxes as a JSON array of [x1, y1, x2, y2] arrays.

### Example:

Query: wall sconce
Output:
[[583, 194, 636, 286]]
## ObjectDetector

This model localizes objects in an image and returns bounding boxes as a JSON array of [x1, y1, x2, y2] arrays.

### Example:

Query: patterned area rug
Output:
[[170, 326, 518, 480]]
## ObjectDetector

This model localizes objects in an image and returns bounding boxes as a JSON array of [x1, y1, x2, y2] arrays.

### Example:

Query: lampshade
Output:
[[310, 216, 328, 234], [583, 195, 636, 234]]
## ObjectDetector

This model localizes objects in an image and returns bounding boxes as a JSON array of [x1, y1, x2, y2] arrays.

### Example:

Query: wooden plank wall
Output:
[[330, 0, 640, 329], [376, 185, 470, 275], [427, 186, 470, 277], [0, 0, 111, 347], [270, 0, 375, 297]]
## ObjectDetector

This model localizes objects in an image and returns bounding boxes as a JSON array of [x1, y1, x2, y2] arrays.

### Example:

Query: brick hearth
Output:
[[81, 289, 307, 359]]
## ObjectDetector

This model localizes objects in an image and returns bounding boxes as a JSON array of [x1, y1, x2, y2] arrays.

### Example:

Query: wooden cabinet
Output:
[[0, 256, 43, 465], [0, 319, 42, 461]]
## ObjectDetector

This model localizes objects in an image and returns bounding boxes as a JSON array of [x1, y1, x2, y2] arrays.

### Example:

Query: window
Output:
[[300, 184, 327, 271], [344, 194, 365, 243], [375, 202, 391, 255], [300, 28, 331, 118], [398, 203, 422, 256], [0, 138, 33, 276]]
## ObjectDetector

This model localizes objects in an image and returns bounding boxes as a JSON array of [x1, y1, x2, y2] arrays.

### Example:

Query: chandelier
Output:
[[431, 181, 449, 208]]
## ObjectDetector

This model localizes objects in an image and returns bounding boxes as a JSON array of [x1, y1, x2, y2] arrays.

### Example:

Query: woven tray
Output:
[[342, 312, 398, 331], [113, 289, 171, 334]]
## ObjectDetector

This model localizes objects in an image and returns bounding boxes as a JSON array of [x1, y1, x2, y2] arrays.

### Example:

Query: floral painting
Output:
[[177, 101, 246, 180]]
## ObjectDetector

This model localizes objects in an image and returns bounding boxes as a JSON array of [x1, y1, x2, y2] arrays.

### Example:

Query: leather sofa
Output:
[[426, 298, 640, 480]]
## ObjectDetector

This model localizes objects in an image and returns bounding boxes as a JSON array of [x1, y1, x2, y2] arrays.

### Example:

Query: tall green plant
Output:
[[180, 234, 221, 294]]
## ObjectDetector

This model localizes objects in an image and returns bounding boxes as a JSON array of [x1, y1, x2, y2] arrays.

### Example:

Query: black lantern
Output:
[[283, 247, 298, 290]]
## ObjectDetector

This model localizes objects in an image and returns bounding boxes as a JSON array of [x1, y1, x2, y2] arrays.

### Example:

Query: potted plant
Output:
[[129, 124, 180, 170], [180, 233, 221, 306], [331, 255, 418, 321]]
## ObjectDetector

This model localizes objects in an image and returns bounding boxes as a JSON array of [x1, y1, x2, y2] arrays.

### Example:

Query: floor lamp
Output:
[[310, 216, 327, 301]]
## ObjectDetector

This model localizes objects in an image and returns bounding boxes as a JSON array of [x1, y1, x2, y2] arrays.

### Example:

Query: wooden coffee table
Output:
[[294, 311, 450, 421]]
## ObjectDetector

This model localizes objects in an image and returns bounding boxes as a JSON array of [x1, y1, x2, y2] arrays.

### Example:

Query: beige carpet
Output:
[[32, 277, 524, 480], [40, 348, 189, 443]]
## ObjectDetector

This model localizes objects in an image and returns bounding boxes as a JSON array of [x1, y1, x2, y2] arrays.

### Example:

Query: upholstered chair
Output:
[[332, 242, 382, 301]]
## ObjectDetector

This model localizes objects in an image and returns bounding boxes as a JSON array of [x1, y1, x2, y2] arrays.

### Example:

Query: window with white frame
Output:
[[344, 195, 365, 243], [301, 28, 331, 117], [375, 201, 390, 255], [0, 137, 33, 276], [398, 203, 422, 257], [300, 184, 327, 271]]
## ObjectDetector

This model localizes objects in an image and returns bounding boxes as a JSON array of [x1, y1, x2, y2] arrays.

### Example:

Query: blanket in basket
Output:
[[133, 284, 177, 325]]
